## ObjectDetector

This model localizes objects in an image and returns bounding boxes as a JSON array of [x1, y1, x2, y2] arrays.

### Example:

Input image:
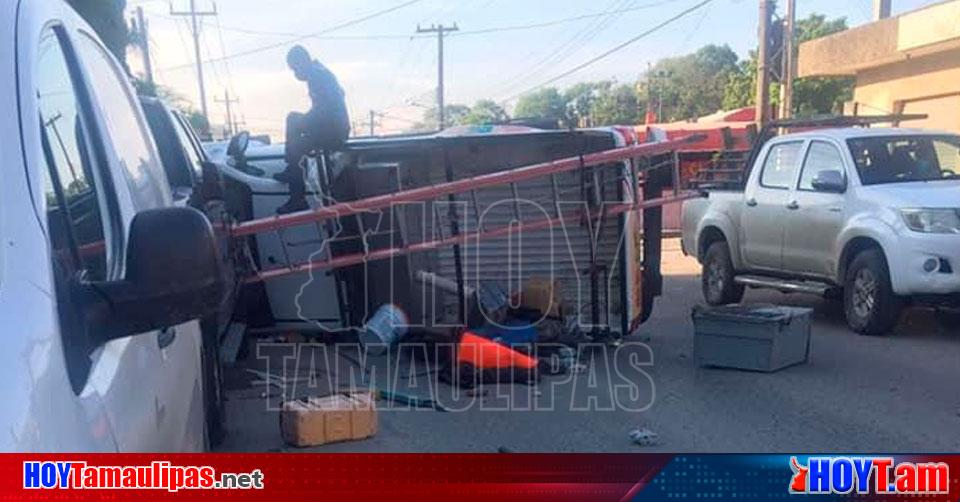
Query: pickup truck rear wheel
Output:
[[843, 249, 902, 335], [702, 242, 745, 305]]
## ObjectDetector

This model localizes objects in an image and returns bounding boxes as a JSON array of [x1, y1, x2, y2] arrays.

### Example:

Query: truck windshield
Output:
[[847, 135, 960, 185]]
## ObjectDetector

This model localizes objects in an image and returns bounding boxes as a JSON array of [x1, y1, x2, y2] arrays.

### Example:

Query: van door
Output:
[[33, 24, 172, 451], [740, 141, 804, 271], [70, 29, 204, 451], [782, 140, 847, 278]]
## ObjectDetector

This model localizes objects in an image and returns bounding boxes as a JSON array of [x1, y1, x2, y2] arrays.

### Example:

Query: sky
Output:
[[126, 0, 934, 139]]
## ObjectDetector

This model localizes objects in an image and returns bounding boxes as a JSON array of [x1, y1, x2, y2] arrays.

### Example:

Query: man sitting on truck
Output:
[[273, 45, 351, 214]]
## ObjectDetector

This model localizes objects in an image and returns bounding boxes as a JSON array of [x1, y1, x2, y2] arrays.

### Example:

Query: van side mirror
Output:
[[81, 207, 224, 344], [226, 131, 250, 160], [811, 169, 846, 193]]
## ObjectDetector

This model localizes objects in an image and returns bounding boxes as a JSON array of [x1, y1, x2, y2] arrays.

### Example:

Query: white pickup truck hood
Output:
[[859, 179, 960, 209]]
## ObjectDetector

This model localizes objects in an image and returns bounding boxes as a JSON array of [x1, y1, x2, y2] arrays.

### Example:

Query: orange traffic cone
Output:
[[449, 332, 539, 388]]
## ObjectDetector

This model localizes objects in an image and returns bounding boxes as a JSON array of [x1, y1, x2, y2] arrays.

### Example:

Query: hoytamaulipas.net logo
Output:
[[789, 456, 949, 495], [23, 461, 264, 492]]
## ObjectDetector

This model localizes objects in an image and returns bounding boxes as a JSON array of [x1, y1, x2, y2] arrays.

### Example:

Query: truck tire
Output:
[[702, 241, 745, 305], [843, 249, 902, 335], [200, 317, 226, 447]]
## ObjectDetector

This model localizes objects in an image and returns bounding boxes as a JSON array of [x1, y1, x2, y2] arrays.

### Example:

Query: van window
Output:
[[36, 26, 113, 392], [171, 112, 205, 179], [73, 32, 166, 209], [38, 28, 108, 282]]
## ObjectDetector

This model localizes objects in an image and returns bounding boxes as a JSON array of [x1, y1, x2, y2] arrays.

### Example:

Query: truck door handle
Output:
[[786, 200, 799, 210], [157, 327, 177, 349], [746, 198, 758, 207]]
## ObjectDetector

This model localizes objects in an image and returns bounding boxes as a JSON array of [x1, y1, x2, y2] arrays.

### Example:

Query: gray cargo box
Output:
[[692, 304, 812, 372]]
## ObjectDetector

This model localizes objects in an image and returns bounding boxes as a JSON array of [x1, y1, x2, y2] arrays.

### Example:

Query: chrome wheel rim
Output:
[[852, 268, 877, 319], [706, 259, 724, 297]]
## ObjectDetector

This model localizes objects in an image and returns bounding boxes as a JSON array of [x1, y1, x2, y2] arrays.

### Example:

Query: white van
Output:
[[1, 0, 222, 450]]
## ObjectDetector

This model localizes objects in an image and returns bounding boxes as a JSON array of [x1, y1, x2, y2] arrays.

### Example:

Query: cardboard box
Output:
[[280, 392, 377, 447], [520, 278, 563, 318]]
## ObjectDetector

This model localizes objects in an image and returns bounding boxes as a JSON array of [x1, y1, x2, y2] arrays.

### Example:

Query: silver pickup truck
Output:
[[682, 127, 960, 335]]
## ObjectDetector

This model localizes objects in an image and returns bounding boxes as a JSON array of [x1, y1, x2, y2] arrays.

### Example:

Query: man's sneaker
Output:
[[276, 198, 310, 215]]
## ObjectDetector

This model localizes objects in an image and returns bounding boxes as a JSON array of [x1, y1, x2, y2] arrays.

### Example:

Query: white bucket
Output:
[[358, 304, 409, 355]]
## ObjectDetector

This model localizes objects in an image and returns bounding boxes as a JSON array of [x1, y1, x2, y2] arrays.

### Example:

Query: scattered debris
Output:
[[628, 427, 661, 447], [280, 392, 377, 447], [247, 368, 310, 390], [464, 388, 489, 398], [497, 446, 515, 453], [375, 388, 449, 412]]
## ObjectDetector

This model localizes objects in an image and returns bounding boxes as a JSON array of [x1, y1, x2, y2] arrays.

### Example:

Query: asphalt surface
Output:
[[218, 239, 960, 452]]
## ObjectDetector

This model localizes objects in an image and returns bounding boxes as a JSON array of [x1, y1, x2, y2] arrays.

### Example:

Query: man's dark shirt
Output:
[[303, 60, 349, 132]]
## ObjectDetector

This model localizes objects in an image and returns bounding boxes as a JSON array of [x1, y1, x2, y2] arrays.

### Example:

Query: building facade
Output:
[[798, 0, 960, 132]]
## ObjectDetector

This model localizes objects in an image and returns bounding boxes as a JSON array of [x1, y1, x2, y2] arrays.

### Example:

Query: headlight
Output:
[[900, 208, 960, 234]]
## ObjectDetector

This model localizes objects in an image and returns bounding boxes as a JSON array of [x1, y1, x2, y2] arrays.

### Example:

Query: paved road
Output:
[[219, 239, 960, 452]]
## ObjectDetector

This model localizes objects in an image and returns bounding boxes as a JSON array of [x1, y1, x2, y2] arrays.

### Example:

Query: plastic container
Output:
[[692, 304, 812, 372], [358, 304, 409, 355]]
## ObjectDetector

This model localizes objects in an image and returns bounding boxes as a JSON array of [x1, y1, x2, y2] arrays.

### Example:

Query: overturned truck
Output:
[[224, 126, 697, 339]]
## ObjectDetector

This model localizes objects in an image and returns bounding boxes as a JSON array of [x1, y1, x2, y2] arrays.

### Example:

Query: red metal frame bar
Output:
[[247, 191, 701, 283], [231, 136, 696, 237]]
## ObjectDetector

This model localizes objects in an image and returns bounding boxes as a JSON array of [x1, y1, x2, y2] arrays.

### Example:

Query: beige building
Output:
[[798, 0, 960, 132]]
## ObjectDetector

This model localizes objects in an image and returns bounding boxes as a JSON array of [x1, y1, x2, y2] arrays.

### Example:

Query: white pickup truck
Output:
[[682, 127, 960, 335]]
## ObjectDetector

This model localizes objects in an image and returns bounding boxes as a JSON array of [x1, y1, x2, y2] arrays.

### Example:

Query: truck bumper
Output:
[[888, 233, 960, 296]]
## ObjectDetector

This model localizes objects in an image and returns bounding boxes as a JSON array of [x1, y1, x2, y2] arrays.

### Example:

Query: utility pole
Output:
[[359, 110, 382, 136], [214, 88, 239, 138], [755, 0, 772, 127], [170, 0, 218, 122], [873, 0, 892, 20], [130, 7, 154, 85], [416, 23, 458, 130], [778, 0, 796, 120]]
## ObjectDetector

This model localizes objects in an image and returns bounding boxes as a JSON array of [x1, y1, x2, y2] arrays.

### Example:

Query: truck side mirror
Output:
[[80, 207, 224, 344], [811, 169, 846, 193]]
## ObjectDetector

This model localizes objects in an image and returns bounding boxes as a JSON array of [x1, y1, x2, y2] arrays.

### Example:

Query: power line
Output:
[[452, 0, 679, 37], [169, 0, 680, 41], [158, 0, 425, 72], [485, 0, 658, 100], [502, 0, 715, 103]]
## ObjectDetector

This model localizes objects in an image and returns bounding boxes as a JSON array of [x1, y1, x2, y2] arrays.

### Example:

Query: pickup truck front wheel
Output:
[[843, 249, 903, 335], [702, 242, 745, 305]]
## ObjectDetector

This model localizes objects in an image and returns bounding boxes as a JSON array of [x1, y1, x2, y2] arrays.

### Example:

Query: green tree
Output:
[[643, 44, 740, 121], [514, 88, 567, 124], [591, 83, 642, 126], [461, 99, 509, 125], [563, 82, 604, 126], [66, 0, 129, 68], [413, 104, 472, 131], [792, 14, 854, 116], [723, 14, 853, 116]]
